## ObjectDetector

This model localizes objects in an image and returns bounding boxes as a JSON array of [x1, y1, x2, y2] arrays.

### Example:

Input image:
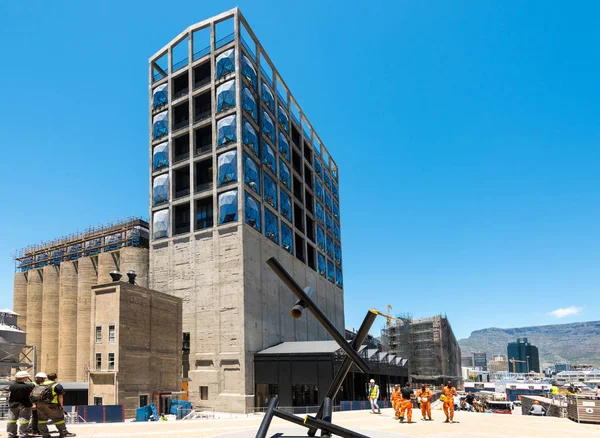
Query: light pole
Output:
[[526, 356, 530, 373]]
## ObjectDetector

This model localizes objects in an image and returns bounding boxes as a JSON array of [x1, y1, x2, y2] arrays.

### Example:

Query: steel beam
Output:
[[256, 397, 279, 438]]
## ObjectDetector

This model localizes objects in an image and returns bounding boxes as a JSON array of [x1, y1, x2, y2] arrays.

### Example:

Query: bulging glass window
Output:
[[218, 189, 238, 224], [153, 111, 168, 139], [153, 142, 169, 170], [262, 140, 276, 174], [278, 131, 290, 162], [244, 153, 260, 195], [327, 260, 335, 283], [243, 119, 259, 157], [279, 159, 290, 190], [316, 202, 324, 225], [333, 201, 339, 219], [242, 85, 258, 122], [317, 226, 325, 251], [217, 115, 236, 147], [313, 156, 323, 179], [326, 213, 333, 233], [278, 105, 289, 133], [334, 243, 341, 265], [263, 173, 277, 209], [335, 267, 343, 288], [281, 222, 293, 254], [318, 253, 326, 277], [153, 84, 168, 109], [334, 222, 341, 241], [153, 174, 169, 205], [216, 48, 235, 79], [326, 235, 334, 259], [242, 54, 257, 90], [332, 183, 339, 201], [261, 81, 274, 113], [153, 209, 169, 239], [315, 179, 324, 201], [325, 191, 332, 212], [324, 170, 331, 190], [217, 79, 236, 113], [218, 150, 238, 185], [262, 110, 275, 143], [280, 188, 292, 223], [264, 207, 279, 244], [245, 192, 261, 231]]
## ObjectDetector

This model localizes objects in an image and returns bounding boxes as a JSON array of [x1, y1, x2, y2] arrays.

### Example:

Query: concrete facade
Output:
[[89, 281, 182, 418], [149, 8, 344, 413]]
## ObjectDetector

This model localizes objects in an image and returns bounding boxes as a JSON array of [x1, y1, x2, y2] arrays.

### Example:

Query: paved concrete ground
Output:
[[2, 407, 599, 437]]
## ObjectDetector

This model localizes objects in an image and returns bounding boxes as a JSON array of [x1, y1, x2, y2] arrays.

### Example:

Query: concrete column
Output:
[[41, 265, 60, 373], [58, 261, 78, 380], [98, 252, 119, 284], [26, 269, 44, 364], [120, 247, 149, 288], [13, 273, 28, 332], [76, 257, 97, 381]]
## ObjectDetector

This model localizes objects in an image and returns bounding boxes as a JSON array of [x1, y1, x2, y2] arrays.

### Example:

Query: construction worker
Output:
[[28, 372, 47, 437], [31, 373, 75, 438], [367, 379, 381, 414], [442, 381, 458, 423], [391, 384, 402, 419], [399, 382, 413, 423], [528, 400, 547, 416], [416, 384, 433, 420], [7, 371, 34, 438], [46, 373, 75, 437], [550, 382, 559, 397]]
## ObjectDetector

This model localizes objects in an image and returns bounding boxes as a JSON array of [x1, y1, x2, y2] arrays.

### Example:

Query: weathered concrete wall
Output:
[[98, 252, 119, 284], [41, 265, 60, 373], [120, 247, 149, 288], [26, 269, 43, 364], [13, 273, 28, 332], [76, 256, 97, 381], [58, 261, 78, 380]]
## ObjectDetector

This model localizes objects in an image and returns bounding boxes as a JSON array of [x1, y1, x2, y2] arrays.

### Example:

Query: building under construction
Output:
[[12, 218, 150, 380], [382, 314, 462, 387]]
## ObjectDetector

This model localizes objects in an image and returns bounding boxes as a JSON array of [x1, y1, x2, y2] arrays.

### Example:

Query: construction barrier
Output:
[[340, 400, 391, 411], [64, 405, 124, 423]]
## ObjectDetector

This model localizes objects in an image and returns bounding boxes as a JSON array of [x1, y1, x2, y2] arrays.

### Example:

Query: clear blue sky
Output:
[[1, 1, 598, 340]]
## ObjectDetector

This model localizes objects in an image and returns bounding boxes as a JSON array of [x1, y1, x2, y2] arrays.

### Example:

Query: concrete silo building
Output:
[[148, 8, 345, 412]]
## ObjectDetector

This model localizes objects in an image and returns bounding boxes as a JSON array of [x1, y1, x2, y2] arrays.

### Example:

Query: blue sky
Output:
[[1, 1, 598, 340]]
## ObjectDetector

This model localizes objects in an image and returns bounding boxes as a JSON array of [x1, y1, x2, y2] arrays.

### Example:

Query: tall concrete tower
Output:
[[148, 8, 344, 413]]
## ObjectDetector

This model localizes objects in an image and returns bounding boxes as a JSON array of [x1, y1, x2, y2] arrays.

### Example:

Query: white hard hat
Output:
[[15, 371, 30, 379], [35, 372, 47, 379], [370, 379, 375, 383]]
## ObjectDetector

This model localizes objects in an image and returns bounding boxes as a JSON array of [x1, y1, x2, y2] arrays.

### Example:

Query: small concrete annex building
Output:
[[149, 8, 344, 412], [89, 280, 182, 418]]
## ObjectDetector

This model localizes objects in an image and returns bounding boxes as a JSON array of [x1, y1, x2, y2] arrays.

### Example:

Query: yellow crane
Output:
[[509, 357, 526, 373]]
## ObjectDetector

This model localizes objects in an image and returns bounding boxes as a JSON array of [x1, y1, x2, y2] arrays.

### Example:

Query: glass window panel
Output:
[[326, 213, 333, 233], [264, 208, 279, 244], [334, 222, 340, 241], [243, 118, 259, 157], [315, 202, 324, 225], [242, 85, 258, 122], [261, 81, 274, 113], [333, 201, 339, 219], [262, 109, 275, 143], [332, 183, 339, 200], [326, 235, 334, 259], [262, 140, 276, 174], [153, 111, 169, 139], [153, 210, 169, 239], [325, 191, 332, 212], [244, 153, 260, 195], [216, 79, 236, 112], [217, 115, 236, 147], [318, 253, 326, 277], [242, 54, 257, 89], [245, 192, 261, 231], [263, 173, 277, 209], [280, 188, 292, 223], [278, 105, 289, 133], [153, 142, 169, 170], [153, 84, 168, 110], [216, 48, 235, 79], [313, 156, 322, 179], [281, 222, 293, 254], [335, 267, 343, 288], [278, 131, 290, 162], [316, 226, 325, 251], [315, 179, 324, 201], [153, 174, 169, 205], [327, 260, 335, 283], [218, 189, 238, 224], [334, 243, 341, 265], [279, 159, 291, 190], [324, 170, 331, 190], [217, 150, 237, 185]]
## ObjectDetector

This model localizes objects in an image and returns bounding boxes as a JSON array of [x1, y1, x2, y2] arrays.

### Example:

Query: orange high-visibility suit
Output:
[[400, 386, 413, 423], [442, 386, 458, 421], [417, 388, 433, 419], [391, 388, 402, 418]]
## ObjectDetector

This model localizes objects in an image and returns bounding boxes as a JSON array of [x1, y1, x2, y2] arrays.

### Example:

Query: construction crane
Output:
[[371, 307, 412, 326], [509, 357, 526, 373]]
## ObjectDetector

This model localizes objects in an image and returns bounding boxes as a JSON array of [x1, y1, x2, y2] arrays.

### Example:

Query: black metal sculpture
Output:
[[255, 257, 379, 438]]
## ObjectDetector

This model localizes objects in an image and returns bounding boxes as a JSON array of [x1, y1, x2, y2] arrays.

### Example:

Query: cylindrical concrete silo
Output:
[[120, 247, 149, 288], [26, 269, 44, 365], [98, 252, 119, 284], [41, 265, 60, 373], [76, 256, 97, 381], [13, 273, 28, 332], [58, 261, 78, 381]]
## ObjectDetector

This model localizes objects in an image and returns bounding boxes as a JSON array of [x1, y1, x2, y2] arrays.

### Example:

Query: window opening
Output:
[[173, 134, 190, 163], [334, 243, 341, 265], [305, 190, 314, 214], [294, 203, 304, 233], [306, 215, 315, 242], [303, 139, 313, 162], [108, 353, 115, 371], [172, 73, 189, 100], [280, 189, 292, 223], [95, 353, 102, 371], [324, 169, 331, 190], [243, 119, 259, 157], [326, 213, 333, 233], [318, 253, 326, 277], [215, 18, 234, 49], [334, 222, 341, 241], [281, 223, 293, 254], [153, 210, 169, 239], [194, 91, 211, 123], [315, 179, 323, 201], [94, 397, 103, 406], [192, 27, 210, 61], [313, 156, 323, 179], [333, 201, 339, 219], [172, 36, 189, 72], [153, 174, 169, 205], [139, 395, 149, 407], [316, 226, 325, 251], [315, 202, 324, 225], [217, 79, 236, 113], [336, 267, 343, 288], [95, 326, 102, 344], [200, 386, 209, 400], [242, 54, 257, 90], [153, 111, 168, 139], [325, 191, 332, 212], [292, 149, 302, 175], [244, 153, 260, 195], [217, 150, 237, 186], [278, 131, 290, 162], [326, 235, 334, 259], [305, 166, 313, 190], [262, 140, 276, 174], [278, 105, 289, 132], [245, 192, 261, 231], [261, 81, 274, 113], [172, 102, 189, 132], [173, 165, 190, 199], [174, 203, 191, 235], [153, 142, 169, 170], [295, 234, 305, 263], [290, 100, 300, 127], [218, 190, 238, 224], [293, 176, 303, 203], [242, 85, 258, 122], [217, 115, 236, 147], [264, 208, 279, 244], [263, 174, 277, 209], [153, 84, 168, 110], [291, 123, 300, 147], [327, 260, 335, 283], [109, 324, 115, 343], [196, 197, 214, 230], [216, 48, 235, 79], [193, 61, 211, 89], [194, 124, 212, 155], [262, 110, 275, 143], [195, 159, 213, 192], [307, 245, 316, 271], [301, 118, 311, 142], [279, 159, 291, 190], [332, 183, 339, 200]]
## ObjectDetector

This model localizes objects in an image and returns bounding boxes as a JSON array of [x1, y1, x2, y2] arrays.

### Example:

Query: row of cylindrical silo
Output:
[[13, 247, 149, 381]]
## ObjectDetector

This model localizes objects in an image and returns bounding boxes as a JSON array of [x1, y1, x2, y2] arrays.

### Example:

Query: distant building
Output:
[[492, 354, 507, 361], [507, 338, 540, 373], [473, 352, 487, 371], [488, 356, 508, 374], [555, 363, 571, 373], [382, 314, 462, 386], [461, 356, 474, 367]]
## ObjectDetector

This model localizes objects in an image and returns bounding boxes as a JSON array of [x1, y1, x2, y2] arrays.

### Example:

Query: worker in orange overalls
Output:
[[416, 384, 433, 421], [442, 381, 458, 423], [399, 382, 414, 423], [391, 384, 402, 419]]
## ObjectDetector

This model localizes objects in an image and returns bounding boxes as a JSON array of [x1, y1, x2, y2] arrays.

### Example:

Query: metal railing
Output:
[[240, 36, 256, 59], [216, 32, 234, 49], [196, 144, 212, 155], [193, 45, 210, 61], [173, 58, 188, 73], [260, 65, 272, 85], [194, 110, 211, 123], [172, 119, 189, 131], [173, 87, 189, 100], [193, 77, 210, 90], [195, 182, 213, 192]]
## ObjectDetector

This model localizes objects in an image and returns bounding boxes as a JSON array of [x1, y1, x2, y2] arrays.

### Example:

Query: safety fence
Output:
[[64, 404, 124, 423]]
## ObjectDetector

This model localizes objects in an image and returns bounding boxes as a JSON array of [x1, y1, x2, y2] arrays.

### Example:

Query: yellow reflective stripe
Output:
[[18, 419, 30, 424], [38, 420, 47, 424], [54, 420, 65, 425], [7, 420, 17, 423]]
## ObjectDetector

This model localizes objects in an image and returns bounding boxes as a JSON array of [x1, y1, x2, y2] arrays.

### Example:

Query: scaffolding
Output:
[[14, 217, 149, 272]]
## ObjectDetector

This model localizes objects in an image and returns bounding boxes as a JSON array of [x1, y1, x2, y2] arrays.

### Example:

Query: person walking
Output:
[[399, 382, 413, 423], [416, 384, 433, 420], [7, 371, 34, 438], [46, 373, 76, 437], [442, 381, 458, 423], [367, 379, 381, 414], [31, 373, 75, 438], [391, 384, 402, 420]]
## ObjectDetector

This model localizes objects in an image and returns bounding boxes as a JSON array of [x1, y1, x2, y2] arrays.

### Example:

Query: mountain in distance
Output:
[[458, 320, 600, 366]]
